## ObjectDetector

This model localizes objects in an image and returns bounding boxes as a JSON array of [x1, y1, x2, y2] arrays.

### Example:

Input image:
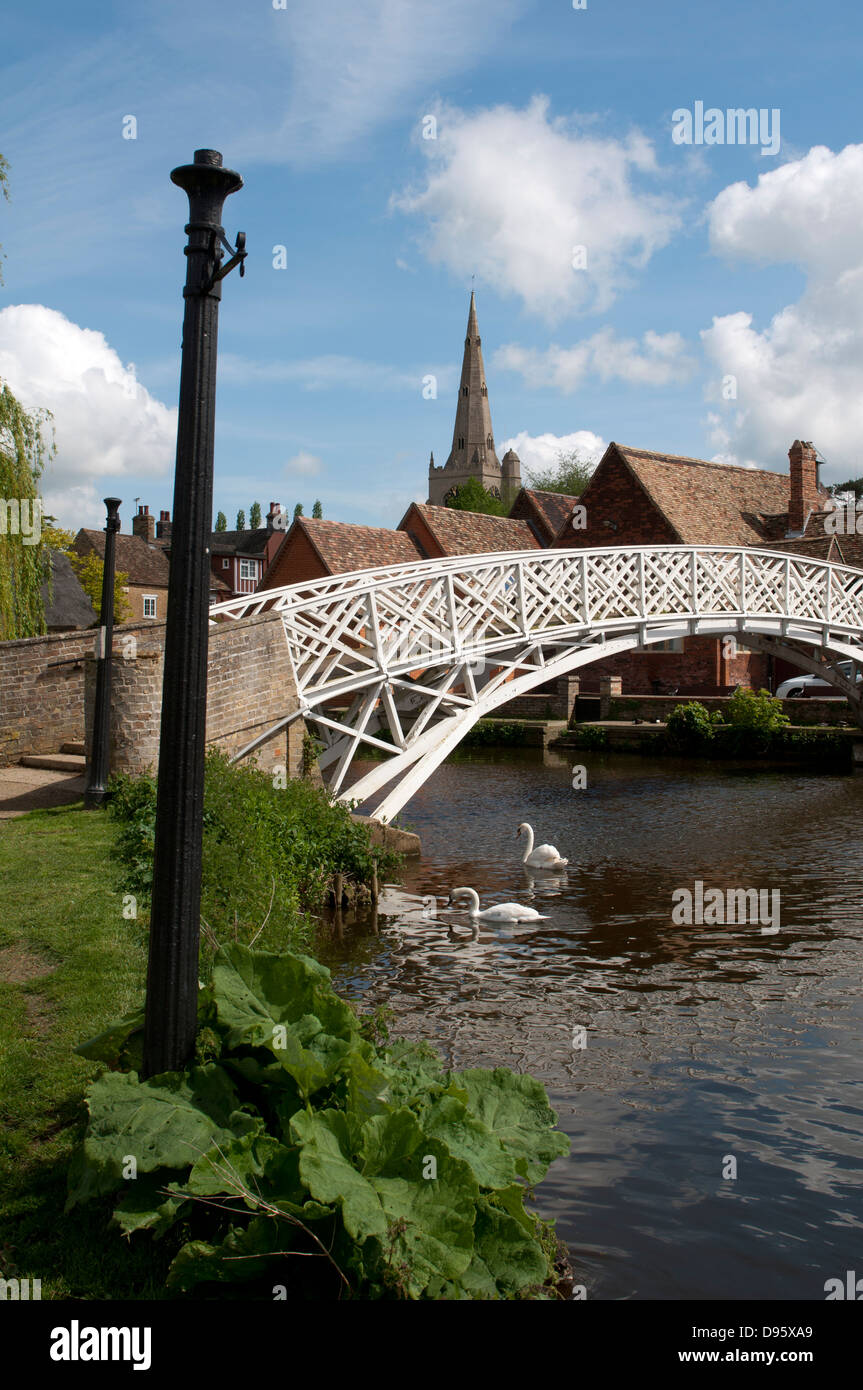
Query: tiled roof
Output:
[[210, 528, 270, 556], [615, 446, 793, 546], [403, 504, 540, 555], [75, 529, 170, 587], [509, 488, 580, 544], [263, 518, 421, 585], [42, 550, 97, 629]]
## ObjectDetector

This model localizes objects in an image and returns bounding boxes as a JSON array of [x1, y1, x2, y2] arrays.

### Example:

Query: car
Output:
[[775, 661, 862, 698]]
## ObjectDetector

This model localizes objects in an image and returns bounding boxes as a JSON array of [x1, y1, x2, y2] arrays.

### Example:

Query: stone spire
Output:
[[428, 292, 504, 504]]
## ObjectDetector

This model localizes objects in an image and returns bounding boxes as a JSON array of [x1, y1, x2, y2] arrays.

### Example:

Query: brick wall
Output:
[[552, 448, 678, 549], [83, 610, 305, 779], [0, 628, 95, 767], [259, 528, 328, 589], [599, 693, 855, 727]]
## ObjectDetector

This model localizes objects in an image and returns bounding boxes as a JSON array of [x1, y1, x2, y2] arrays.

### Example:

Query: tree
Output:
[[293, 503, 303, 520], [68, 549, 131, 624], [249, 501, 262, 529], [312, 499, 323, 519], [444, 476, 505, 516], [526, 448, 594, 497], [236, 509, 246, 531], [828, 477, 863, 500], [215, 510, 227, 532], [0, 379, 54, 640]]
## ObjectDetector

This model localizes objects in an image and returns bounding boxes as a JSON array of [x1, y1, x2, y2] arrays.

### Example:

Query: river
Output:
[[317, 747, 863, 1301]]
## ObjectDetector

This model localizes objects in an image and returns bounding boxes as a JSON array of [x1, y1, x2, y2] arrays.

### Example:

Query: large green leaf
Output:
[[74, 1007, 145, 1070], [167, 1217, 290, 1290], [291, 1109, 387, 1243], [212, 943, 358, 1049], [454, 1068, 570, 1183], [457, 1198, 548, 1298], [370, 1140, 479, 1298], [65, 1064, 244, 1208], [421, 1094, 519, 1191], [112, 1175, 189, 1239]]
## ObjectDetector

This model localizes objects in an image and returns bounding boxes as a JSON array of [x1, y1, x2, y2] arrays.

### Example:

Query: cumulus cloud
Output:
[[496, 327, 693, 391], [284, 450, 322, 477], [500, 429, 606, 481], [702, 144, 863, 473], [391, 96, 683, 321], [0, 304, 175, 526]]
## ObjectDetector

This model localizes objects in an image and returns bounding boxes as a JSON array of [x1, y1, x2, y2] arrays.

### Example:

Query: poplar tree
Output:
[[249, 501, 262, 529]]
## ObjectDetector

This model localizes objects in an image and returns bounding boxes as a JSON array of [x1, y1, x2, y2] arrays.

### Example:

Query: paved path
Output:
[[0, 766, 87, 819]]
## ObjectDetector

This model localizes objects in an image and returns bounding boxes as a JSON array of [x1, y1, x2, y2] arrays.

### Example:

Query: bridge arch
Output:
[[210, 546, 863, 822]]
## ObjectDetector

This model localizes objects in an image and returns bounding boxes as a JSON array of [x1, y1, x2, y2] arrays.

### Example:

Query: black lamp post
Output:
[[142, 150, 245, 1078], [84, 497, 122, 808]]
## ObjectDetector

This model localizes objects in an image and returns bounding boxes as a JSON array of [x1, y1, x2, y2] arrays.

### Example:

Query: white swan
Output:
[[445, 887, 546, 922], [516, 822, 568, 869]]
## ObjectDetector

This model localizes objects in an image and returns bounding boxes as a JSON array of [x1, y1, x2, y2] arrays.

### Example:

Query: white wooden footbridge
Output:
[[210, 546, 863, 821]]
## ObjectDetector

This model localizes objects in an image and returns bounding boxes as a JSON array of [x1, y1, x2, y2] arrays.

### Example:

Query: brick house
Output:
[[258, 517, 420, 589], [507, 487, 581, 546], [209, 504, 288, 600], [548, 439, 836, 695], [74, 513, 170, 623]]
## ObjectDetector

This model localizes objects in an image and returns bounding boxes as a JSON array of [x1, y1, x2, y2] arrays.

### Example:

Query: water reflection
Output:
[[319, 748, 863, 1300]]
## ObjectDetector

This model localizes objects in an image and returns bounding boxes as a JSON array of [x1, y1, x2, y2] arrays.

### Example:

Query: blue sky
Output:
[[1, 0, 862, 530]]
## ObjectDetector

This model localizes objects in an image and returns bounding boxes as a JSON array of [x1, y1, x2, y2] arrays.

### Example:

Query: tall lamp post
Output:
[[142, 149, 245, 1078], [84, 496, 122, 808]]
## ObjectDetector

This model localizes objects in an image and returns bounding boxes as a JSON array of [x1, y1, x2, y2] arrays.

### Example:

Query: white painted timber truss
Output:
[[209, 546, 863, 821]]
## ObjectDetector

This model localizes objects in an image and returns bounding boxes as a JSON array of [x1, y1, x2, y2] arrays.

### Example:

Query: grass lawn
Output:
[[0, 802, 177, 1298]]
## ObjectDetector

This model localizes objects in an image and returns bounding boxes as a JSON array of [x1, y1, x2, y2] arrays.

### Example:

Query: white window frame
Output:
[[239, 558, 260, 580], [222, 557, 230, 569], [142, 595, 158, 618]]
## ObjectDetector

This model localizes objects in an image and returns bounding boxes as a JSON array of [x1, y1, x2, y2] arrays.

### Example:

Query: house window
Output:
[[222, 558, 229, 569], [239, 559, 260, 580], [143, 595, 158, 618]]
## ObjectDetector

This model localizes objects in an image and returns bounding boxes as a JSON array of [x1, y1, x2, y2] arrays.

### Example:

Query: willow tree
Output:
[[0, 380, 55, 640]]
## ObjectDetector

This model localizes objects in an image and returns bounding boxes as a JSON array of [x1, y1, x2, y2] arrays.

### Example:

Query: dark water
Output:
[[318, 748, 863, 1300]]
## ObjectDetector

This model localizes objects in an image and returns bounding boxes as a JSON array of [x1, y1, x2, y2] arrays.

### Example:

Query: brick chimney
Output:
[[266, 501, 283, 533], [133, 504, 155, 543], [156, 509, 172, 541], [788, 440, 820, 534]]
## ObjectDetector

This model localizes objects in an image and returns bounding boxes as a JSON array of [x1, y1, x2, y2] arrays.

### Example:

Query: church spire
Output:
[[445, 291, 500, 474]]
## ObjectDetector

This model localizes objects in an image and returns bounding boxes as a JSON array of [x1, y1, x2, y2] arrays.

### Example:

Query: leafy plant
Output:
[[723, 686, 789, 732], [665, 700, 721, 747], [571, 723, 608, 749], [67, 944, 570, 1300], [108, 753, 401, 956]]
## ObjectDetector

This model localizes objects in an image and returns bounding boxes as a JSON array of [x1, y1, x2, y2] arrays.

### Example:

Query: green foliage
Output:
[[68, 944, 569, 1299], [0, 380, 54, 639], [724, 686, 789, 732], [571, 723, 608, 749], [526, 448, 594, 498], [107, 752, 401, 955], [444, 476, 505, 516], [665, 701, 721, 747], [67, 550, 131, 624], [235, 509, 246, 531], [312, 499, 323, 519], [249, 501, 262, 529], [828, 477, 863, 500], [464, 719, 527, 746], [215, 511, 227, 532], [293, 502, 303, 519]]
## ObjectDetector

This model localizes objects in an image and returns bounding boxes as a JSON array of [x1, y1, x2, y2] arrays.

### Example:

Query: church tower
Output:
[[427, 292, 520, 505]]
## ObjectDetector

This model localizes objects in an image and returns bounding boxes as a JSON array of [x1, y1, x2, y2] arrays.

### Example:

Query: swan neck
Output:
[[521, 824, 534, 861]]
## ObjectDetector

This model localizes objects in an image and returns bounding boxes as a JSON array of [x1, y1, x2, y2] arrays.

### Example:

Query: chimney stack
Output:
[[266, 501, 283, 533], [156, 508, 172, 542], [788, 440, 820, 534], [133, 504, 156, 544]]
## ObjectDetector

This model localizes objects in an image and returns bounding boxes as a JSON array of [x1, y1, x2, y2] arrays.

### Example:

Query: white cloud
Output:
[[496, 327, 693, 391], [220, 352, 455, 395], [0, 304, 176, 527], [237, 0, 524, 165], [284, 450, 322, 477], [702, 144, 863, 474], [392, 96, 683, 321], [500, 429, 606, 482]]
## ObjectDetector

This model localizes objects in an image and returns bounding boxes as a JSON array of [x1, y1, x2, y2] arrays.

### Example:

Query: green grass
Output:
[[0, 802, 176, 1297]]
